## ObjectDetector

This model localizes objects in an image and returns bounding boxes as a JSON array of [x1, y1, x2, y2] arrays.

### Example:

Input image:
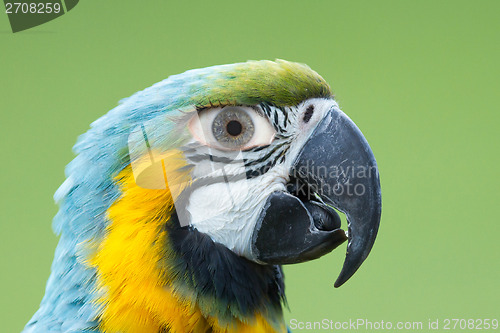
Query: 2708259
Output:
[[443, 319, 498, 330], [5, 2, 61, 14]]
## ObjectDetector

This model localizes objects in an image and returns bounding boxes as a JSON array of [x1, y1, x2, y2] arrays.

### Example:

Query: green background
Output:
[[1, 1, 498, 332]]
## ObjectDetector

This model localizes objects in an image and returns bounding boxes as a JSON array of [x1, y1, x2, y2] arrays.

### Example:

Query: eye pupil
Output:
[[211, 107, 254, 149], [226, 120, 243, 136]]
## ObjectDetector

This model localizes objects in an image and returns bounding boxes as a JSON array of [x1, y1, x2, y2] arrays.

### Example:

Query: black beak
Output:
[[251, 107, 381, 288]]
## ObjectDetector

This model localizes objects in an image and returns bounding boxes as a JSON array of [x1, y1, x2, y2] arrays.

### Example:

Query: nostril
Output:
[[303, 105, 314, 123]]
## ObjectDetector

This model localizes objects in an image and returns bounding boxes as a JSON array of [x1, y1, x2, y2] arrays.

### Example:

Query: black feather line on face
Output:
[[258, 102, 290, 135], [245, 160, 276, 179], [164, 213, 286, 323]]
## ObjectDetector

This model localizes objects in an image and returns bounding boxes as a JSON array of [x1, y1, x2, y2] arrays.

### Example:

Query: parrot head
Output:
[[24, 60, 381, 333]]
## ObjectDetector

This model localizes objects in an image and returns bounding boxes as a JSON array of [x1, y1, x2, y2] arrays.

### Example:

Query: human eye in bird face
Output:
[[188, 106, 276, 151]]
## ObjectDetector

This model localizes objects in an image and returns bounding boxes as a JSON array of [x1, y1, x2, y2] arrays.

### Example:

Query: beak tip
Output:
[[333, 228, 379, 288], [333, 263, 358, 288], [333, 267, 355, 288]]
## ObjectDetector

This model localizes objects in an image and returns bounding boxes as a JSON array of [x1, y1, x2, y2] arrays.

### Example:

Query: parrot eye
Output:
[[189, 106, 275, 150]]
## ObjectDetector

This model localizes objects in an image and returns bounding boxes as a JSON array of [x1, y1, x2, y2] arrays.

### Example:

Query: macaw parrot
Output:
[[24, 60, 381, 333]]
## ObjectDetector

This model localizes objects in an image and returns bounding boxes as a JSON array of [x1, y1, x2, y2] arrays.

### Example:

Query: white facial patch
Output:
[[187, 164, 288, 259], [186, 98, 339, 259]]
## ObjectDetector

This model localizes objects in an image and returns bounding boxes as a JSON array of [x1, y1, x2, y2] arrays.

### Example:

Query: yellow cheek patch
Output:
[[130, 148, 191, 195], [88, 150, 285, 333]]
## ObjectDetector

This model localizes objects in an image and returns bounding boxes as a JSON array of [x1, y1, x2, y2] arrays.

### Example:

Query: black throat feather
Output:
[[165, 213, 286, 326]]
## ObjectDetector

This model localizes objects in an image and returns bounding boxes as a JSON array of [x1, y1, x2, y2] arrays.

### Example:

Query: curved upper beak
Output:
[[251, 106, 381, 287]]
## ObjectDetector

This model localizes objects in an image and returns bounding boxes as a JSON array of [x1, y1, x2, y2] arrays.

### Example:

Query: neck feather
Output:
[[166, 213, 286, 327]]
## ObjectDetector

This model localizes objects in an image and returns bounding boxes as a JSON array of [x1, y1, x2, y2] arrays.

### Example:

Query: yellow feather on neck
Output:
[[87, 149, 285, 333]]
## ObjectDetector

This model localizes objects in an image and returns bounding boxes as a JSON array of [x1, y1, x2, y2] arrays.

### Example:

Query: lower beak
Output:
[[251, 107, 381, 287]]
